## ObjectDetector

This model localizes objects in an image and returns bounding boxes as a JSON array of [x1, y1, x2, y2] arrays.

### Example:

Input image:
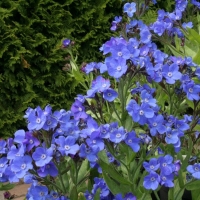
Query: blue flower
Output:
[[99, 124, 110, 139], [165, 128, 180, 144], [143, 158, 160, 173], [103, 88, 118, 102], [7, 144, 25, 160], [109, 127, 126, 143], [162, 63, 182, 84], [141, 90, 157, 107], [110, 16, 122, 31], [0, 140, 7, 154], [11, 155, 33, 178], [27, 106, 47, 131], [71, 100, 88, 120], [182, 81, 200, 101], [126, 100, 154, 125], [84, 62, 97, 74], [14, 129, 25, 144], [27, 184, 49, 200], [158, 155, 175, 175], [62, 39, 71, 47], [125, 131, 140, 152], [86, 76, 111, 97], [56, 136, 79, 156], [182, 22, 193, 29], [32, 146, 53, 167], [106, 57, 128, 78], [175, 0, 188, 12], [86, 133, 104, 151], [187, 163, 200, 179], [79, 144, 99, 162], [160, 173, 174, 187], [123, 2, 136, 18], [37, 162, 58, 177], [24, 131, 40, 152], [0, 157, 8, 172], [148, 115, 166, 136], [80, 117, 99, 138], [143, 172, 160, 190]]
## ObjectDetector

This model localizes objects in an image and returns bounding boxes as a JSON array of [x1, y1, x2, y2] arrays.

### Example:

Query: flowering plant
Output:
[[1, 0, 200, 200]]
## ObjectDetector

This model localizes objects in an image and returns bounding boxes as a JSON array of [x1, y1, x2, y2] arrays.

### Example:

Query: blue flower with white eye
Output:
[[11, 155, 33, 178], [143, 158, 160, 173], [32, 146, 53, 167], [106, 57, 127, 79], [187, 163, 200, 179], [125, 131, 140, 152], [162, 63, 182, 84], [123, 2, 136, 18], [103, 88, 118, 102], [55, 136, 79, 156], [143, 172, 160, 190]]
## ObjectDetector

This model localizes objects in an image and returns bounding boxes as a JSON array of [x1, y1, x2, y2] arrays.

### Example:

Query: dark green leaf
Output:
[[185, 180, 200, 190], [99, 159, 132, 185]]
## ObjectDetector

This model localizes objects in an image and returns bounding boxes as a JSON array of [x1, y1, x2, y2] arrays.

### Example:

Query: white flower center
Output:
[[167, 72, 173, 77], [21, 163, 26, 170], [40, 192, 44, 196], [117, 52, 123, 57], [47, 120, 52, 125], [29, 139, 33, 144], [153, 122, 157, 127], [117, 66, 122, 71], [195, 167, 199, 171], [36, 118, 41, 124], [65, 145, 70, 150], [150, 165, 154, 169], [163, 163, 167, 167], [128, 139, 132, 143], [116, 133, 122, 138], [189, 88, 193, 93], [151, 177, 155, 181], [78, 107, 82, 112], [139, 110, 144, 115], [41, 154, 46, 159], [0, 164, 4, 168]]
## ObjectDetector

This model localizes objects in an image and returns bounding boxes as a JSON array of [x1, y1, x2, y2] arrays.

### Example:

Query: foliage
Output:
[[0, 0, 122, 138]]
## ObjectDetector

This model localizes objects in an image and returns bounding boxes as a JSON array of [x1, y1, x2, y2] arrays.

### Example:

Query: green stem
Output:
[[55, 161, 67, 194], [110, 103, 123, 125], [153, 191, 160, 200], [168, 187, 174, 200], [141, 193, 147, 200]]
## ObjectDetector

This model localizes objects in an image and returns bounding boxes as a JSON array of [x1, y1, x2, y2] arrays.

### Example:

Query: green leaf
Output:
[[178, 169, 185, 189], [98, 159, 132, 185], [94, 188, 101, 200], [102, 172, 121, 195], [69, 159, 77, 185], [77, 159, 89, 184], [185, 180, 200, 190], [70, 185, 78, 200], [0, 183, 15, 190], [187, 28, 200, 43], [193, 49, 200, 65], [192, 189, 200, 200], [98, 150, 109, 164]]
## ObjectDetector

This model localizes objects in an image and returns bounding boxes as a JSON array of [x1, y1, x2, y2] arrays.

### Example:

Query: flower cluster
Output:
[[143, 155, 180, 190], [1, 0, 200, 199]]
